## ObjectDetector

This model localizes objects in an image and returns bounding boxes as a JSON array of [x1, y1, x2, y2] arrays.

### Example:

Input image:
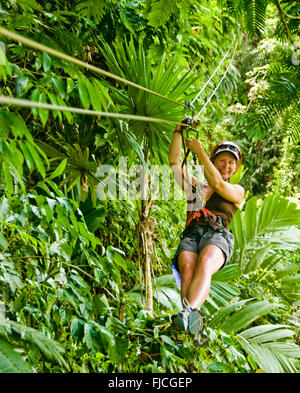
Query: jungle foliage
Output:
[[0, 0, 299, 373]]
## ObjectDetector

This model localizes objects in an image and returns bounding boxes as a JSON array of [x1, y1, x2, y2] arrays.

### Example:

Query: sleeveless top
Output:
[[186, 184, 237, 229], [205, 191, 237, 228]]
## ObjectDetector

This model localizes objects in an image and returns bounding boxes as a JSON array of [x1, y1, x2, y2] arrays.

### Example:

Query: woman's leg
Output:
[[186, 244, 225, 309], [177, 251, 198, 303]]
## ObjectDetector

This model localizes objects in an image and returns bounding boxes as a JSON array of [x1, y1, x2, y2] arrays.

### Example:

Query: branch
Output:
[[274, 0, 294, 45], [11, 255, 118, 301], [284, 12, 300, 20]]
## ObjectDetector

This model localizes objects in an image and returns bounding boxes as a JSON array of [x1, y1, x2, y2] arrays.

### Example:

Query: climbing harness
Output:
[[176, 101, 207, 223], [185, 206, 222, 231]]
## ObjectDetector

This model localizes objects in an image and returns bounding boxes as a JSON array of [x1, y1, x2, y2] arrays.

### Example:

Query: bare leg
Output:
[[186, 244, 225, 309], [178, 251, 198, 303]]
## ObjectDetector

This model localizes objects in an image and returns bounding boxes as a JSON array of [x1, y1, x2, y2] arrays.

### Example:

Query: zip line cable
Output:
[[0, 28, 238, 127], [0, 27, 187, 109], [194, 42, 238, 120], [189, 45, 232, 107], [0, 95, 183, 126]]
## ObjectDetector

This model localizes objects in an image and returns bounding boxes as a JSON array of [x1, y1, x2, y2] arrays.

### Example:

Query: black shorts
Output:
[[172, 223, 234, 272]]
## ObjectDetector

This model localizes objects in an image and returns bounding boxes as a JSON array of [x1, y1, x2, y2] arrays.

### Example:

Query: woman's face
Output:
[[213, 152, 237, 180]]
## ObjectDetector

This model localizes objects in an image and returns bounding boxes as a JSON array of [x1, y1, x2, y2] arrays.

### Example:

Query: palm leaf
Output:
[[242, 0, 268, 37], [0, 339, 32, 373], [100, 37, 198, 164], [219, 300, 278, 334], [0, 316, 69, 370], [209, 298, 253, 329], [230, 195, 300, 270], [237, 325, 300, 373]]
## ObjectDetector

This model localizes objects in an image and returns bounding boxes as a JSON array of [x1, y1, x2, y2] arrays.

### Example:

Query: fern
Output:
[[75, 0, 117, 23], [146, 0, 178, 28], [283, 104, 300, 144], [224, 0, 268, 37], [242, 0, 268, 37], [17, 0, 44, 13]]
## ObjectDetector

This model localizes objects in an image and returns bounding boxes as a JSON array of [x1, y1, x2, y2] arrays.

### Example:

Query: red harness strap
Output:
[[185, 207, 219, 230]]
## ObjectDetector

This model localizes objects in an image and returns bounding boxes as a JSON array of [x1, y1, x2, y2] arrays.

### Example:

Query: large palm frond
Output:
[[237, 324, 300, 372], [229, 194, 300, 271], [223, 0, 268, 37], [100, 37, 198, 164]]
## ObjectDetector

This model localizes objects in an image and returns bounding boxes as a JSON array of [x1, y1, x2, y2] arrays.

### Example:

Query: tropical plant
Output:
[[99, 36, 200, 313], [0, 0, 299, 375]]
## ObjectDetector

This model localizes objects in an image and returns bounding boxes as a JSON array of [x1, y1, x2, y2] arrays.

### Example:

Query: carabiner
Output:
[[184, 100, 196, 120]]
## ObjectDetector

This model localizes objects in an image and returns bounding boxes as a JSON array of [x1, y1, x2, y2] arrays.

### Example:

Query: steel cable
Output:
[[0, 28, 187, 109], [0, 95, 185, 127], [0, 28, 238, 127]]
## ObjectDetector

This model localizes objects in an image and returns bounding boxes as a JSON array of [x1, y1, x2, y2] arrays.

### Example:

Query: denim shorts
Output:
[[172, 223, 234, 272]]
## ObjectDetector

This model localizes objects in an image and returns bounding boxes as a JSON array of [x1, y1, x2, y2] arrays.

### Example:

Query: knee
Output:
[[197, 256, 214, 276], [180, 263, 194, 283]]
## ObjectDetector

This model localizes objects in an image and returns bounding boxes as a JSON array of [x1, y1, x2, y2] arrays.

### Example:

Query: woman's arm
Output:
[[168, 122, 194, 196], [186, 138, 244, 205]]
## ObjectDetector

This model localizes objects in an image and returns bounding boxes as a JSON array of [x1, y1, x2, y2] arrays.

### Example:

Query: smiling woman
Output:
[[168, 119, 245, 347]]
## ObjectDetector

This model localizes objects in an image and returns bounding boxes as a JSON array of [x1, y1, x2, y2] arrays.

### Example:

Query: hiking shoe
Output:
[[188, 308, 206, 336], [171, 308, 190, 332], [194, 331, 209, 347], [171, 298, 192, 332]]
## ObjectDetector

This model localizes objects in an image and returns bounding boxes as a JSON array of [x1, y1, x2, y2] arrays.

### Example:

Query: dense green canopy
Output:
[[0, 0, 299, 373]]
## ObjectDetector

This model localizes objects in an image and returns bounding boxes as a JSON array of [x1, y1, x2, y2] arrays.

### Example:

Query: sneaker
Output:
[[171, 298, 192, 332], [171, 308, 190, 331], [188, 308, 206, 336], [194, 331, 209, 347]]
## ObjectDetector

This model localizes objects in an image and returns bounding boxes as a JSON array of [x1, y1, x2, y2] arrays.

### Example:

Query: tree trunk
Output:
[[137, 164, 154, 314]]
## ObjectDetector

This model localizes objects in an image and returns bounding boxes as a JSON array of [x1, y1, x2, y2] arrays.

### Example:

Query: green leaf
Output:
[[47, 92, 62, 122], [38, 91, 49, 127], [2, 161, 14, 194], [220, 301, 278, 335], [77, 79, 90, 109], [85, 79, 102, 111], [92, 294, 109, 314], [66, 78, 74, 94], [56, 96, 73, 123], [18, 141, 35, 173], [212, 264, 242, 282], [48, 159, 67, 180], [30, 88, 40, 117], [70, 318, 84, 339], [0, 339, 32, 373], [239, 325, 296, 343], [0, 233, 8, 249], [26, 142, 46, 178], [51, 78, 65, 99], [42, 52, 51, 72]]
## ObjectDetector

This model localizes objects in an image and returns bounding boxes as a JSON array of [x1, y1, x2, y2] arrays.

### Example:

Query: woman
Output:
[[168, 118, 244, 346]]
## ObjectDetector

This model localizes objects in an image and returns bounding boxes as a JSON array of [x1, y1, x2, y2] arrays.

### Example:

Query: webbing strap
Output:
[[186, 208, 221, 230]]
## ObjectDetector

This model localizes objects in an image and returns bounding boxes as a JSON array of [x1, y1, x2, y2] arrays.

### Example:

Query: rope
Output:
[[0, 28, 187, 109], [0, 95, 187, 127], [189, 45, 232, 106], [0, 28, 238, 126], [194, 42, 238, 120]]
